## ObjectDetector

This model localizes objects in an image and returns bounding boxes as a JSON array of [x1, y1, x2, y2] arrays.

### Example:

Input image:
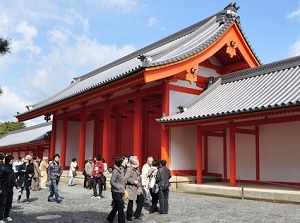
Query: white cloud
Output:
[[12, 20, 41, 56], [87, 0, 140, 11], [148, 17, 159, 27], [289, 38, 300, 57], [287, 5, 300, 21], [0, 86, 32, 123]]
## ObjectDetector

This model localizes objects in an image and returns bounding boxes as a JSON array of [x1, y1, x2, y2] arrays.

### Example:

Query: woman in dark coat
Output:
[[17, 155, 34, 204]]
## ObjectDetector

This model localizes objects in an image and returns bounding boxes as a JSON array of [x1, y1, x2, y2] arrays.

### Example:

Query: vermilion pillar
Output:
[[133, 90, 142, 161], [255, 126, 260, 181], [78, 108, 87, 171], [49, 114, 57, 159], [223, 129, 227, 180], [196, 127, 203, 184], [161, 82, 170, 165], [229, 126, 236, 186], [60, 112, 68, 169], [102, 99, 111, 162]]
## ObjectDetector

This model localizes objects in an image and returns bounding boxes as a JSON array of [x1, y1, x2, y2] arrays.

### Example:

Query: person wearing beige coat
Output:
[[39, 157, 49, 188]]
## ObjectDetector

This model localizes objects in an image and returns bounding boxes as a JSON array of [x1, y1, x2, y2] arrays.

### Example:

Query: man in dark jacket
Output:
[[0, 155, 19, 222], [156, 159, 171, 214], [47, 154, 63, 203]]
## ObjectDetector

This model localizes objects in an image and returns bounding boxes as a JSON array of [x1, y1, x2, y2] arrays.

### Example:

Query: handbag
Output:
[[122, 188, 129, 201], [152, 183, 159, 193]]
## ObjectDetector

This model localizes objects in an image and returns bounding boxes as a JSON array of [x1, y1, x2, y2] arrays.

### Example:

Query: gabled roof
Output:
[[0, 122, 52, 147], [16, 3, 259, 119], [158, 55, 300, 123]]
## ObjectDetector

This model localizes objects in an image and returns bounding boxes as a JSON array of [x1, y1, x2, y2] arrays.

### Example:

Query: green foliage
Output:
[[0, 121, 26, 138], [0, 37, 10, 56]]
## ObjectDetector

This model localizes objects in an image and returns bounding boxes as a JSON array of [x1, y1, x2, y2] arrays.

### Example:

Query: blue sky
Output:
[[0, 0, 300, 126]]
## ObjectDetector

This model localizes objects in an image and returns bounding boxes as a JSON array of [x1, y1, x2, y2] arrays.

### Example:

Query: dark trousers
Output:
[[0, 191, 13, 220], [158, 188, 169, 214], [107, 192, 125, 223], [101, 175, 106, 191], [86, 175, 92, 189], [127, 194, 144, 219], [149, 190, 159, 213], [18, 187, 30, 201], [93, 177, 103, 196]]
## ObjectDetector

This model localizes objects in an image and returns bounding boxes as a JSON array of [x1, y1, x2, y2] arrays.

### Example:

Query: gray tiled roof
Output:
[[17, 3, 259, 116], [0, 122, 52, 147], [158, 56, 300, 123]]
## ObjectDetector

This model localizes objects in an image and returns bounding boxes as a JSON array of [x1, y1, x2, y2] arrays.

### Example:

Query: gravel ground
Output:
[[8, 182, 300, 223]]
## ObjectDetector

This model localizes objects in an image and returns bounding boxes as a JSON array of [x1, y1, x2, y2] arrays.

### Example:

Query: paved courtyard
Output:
[[10, 182, 300, 223]]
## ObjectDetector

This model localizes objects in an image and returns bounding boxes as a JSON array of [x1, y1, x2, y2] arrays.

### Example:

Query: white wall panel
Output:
[[207, 136, 223, 175], [260, 122, 300, 182], [55, 120, 62, 155], [236, 133, 256, 180], [85, 120, 94, 159], [170, 126, 197, 170], [66, 121, 80, 165]]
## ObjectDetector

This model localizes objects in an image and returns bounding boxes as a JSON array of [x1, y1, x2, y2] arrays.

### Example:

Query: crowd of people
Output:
[[106, 155, 171, 223], [0, 153, 171, 223]]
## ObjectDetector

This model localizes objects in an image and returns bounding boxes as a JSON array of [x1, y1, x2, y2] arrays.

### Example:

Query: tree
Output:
[[0, 121, 26, 138], [0, 37, 10, 95], [0, 37, 10, 56]]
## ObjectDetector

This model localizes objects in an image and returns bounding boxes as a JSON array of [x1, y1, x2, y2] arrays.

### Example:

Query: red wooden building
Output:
[[1, 3, 300, 187]]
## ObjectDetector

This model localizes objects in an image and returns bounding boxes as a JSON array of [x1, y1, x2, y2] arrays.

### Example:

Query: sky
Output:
[[0, 0, 300, 127]]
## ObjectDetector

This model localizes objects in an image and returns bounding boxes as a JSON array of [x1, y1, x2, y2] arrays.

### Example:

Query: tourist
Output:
[[0, 155, 19, 223], [84, 158, 94, 189], [91, 155, 105, 199], [12, 157, 22, 180], [39, 157, 49, 188], [125, 156, 144, 221], [17, 155, 34, 204], [106, 156, 126, 223], [148, 159, 160, 214], [32, 156, 41, 191], [47, 154, 63, 203], [141, 156, 153, 205], [156, 159, 171, 214], [68, 158, 77, 186], [101, 158, 109, 191]]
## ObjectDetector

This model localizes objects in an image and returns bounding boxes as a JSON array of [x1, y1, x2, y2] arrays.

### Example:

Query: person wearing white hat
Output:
[[17, 155, 34, 204]]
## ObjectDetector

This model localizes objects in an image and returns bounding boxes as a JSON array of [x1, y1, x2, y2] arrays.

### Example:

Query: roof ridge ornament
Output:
[[137, 54, 152, 67], [217, 2, 240, 25]]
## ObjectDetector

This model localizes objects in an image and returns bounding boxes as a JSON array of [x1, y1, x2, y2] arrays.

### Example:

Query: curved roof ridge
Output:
[[78, 12, 221, 81]]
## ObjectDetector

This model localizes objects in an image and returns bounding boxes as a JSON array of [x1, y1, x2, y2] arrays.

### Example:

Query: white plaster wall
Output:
[[207, 137, 223, 175], [85, 120, 94, 159], [169, 91, 198, 114], [66, 121, 80, 164], [170, 126, 197, 170], [260, 122, 300, 182], [55, 120, 62, 155], [197, 65, 219, 78], [235, 134, 256, 180], [225, 129, 256, 180], [171, 79, 200, 90]]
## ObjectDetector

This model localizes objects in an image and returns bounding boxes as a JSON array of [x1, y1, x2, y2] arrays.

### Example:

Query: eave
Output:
[[160, 106, 300, 130], [17, 71, 146, 122]]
